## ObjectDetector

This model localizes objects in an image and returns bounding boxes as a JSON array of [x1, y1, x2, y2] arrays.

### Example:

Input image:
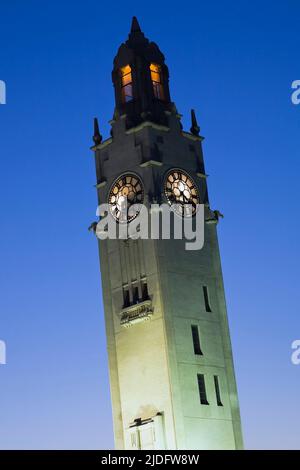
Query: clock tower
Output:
[[91, 17, 243, 450]]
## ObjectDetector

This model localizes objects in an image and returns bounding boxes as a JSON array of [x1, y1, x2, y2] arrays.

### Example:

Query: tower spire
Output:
[[190, 109, 200, 136], [93, 117, 102, 145], [112, 18, 172, 129], [130, 16, 142, 33]]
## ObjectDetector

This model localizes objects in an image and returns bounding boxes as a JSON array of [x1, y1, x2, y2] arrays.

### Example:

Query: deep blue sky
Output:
[[0, 0, 299, 449]]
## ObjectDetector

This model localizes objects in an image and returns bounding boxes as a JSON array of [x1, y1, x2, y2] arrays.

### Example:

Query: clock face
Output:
[[164, 169, 200, 216], [108, 173, 144, 222]]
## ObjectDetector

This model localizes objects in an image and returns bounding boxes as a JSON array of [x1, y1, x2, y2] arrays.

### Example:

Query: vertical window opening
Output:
[[203, 286, 212, 312], [150, 63, 164, 100], [197, 374, 209, 405], [120, 65, 133, 103], [133, 285, 139, 304], [123, 287, 130, 308], [141, 281, 149, 301], [214, 375, 223, 406], [191, 325, 203, 356]]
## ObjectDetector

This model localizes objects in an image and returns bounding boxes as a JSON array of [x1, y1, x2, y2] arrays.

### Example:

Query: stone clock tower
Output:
[[91, 17, 243, 450]]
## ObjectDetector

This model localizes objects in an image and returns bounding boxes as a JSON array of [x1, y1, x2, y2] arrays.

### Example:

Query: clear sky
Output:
[[0, 0, 299, 450]]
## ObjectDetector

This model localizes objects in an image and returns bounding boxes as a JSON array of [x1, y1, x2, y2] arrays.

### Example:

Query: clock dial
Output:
[[108, 174, 144, 222], [164, 169, 199, 216]]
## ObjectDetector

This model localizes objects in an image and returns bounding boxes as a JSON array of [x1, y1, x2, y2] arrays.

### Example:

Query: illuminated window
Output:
[[197, 374, 209, 405], [120, 65, 133, 103], [150, 63, 164, 100], [191, 325, 203, 355]]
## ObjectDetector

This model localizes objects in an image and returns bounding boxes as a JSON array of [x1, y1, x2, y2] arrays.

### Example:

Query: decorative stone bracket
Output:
[[205, 209, 224, 225], [119, 299, 153, 328]]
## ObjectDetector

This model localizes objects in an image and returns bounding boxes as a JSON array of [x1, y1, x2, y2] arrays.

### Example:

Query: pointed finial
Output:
[[130, 16, 142, 33], [190, 109, 200, 136], [93, 117, 102, 145]]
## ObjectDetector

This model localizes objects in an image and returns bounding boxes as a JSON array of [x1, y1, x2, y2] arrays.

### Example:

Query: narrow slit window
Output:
[[123, 287, 130, 308], [203, 286, 212, 312], [197, 374, 209, 405], [214, 375, 223, 406], [133, 286, 139, 304], [120, 65, 133, 103], [191, 325, 203, 355], [150, 63, 164, 100], [141, 281, 149, 301]]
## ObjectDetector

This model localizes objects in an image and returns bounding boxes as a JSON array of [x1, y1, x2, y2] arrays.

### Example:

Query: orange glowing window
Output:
[[150, 63, 164, 100], [120, 65, 133, 103]]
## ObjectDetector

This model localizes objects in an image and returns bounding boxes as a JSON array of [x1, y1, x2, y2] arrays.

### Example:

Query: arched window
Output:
[[120, 65, 133, 103], [150, 63, 164, 100]]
